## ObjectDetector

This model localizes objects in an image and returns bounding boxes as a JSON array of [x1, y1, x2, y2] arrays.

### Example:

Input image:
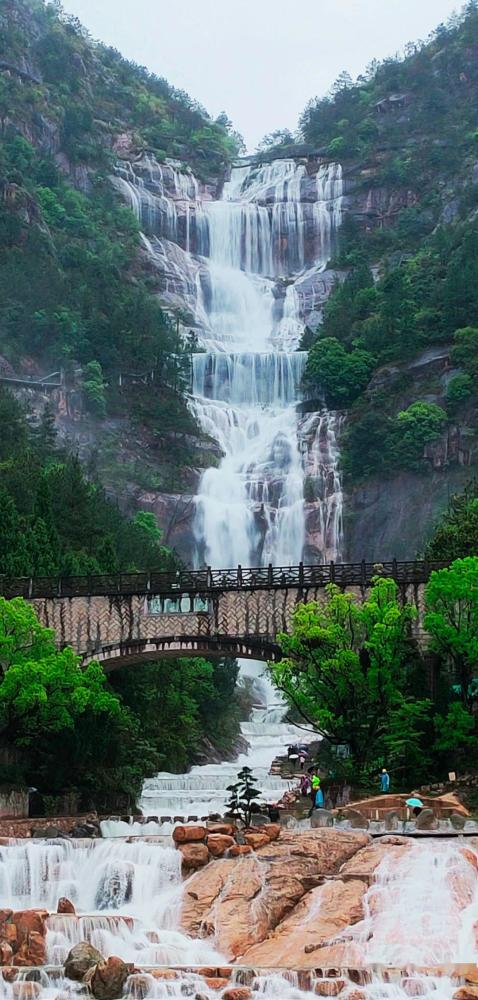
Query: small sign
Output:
[[448, 771, 456, 782]]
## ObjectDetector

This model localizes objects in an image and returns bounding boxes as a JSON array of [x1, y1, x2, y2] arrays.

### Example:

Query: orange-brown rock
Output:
[[179, 843, 209, 870], [453, 989, 478, 1000], [11, 910, 48, 947], [12, 983, 41, 1000], [241, 878, 365, 967], [207, 834, 236, 858], [228, 845, 253, 858], [460, 849, 478, 872], [222, 989, 252, 1000], [218, 968, 233, 979], [173, 825, 207, 844], [90, 956, 133, 1000], [3, 924, 17, 947], [314, 981, 347, 996], [463, 968, 478, 985], [181, 829, 370, 962], [0, 909, 13, 926], [2, 969, 18, 984], [57, 898, 76, 915], [14, 931, 46, 967], [207, 823, 236, 836], [244, 832, 270, 850], [340, 841, 412, 881], [0, 941, 13, 965], [149, 970, 178, 981], [204, 979, 230, 991], [262, 823, 281, 841]]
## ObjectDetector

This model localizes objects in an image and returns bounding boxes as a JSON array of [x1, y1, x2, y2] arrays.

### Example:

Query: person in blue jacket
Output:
[[380, 768, 390, 793]]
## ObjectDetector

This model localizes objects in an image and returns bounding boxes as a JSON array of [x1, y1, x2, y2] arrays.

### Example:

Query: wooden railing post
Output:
[[299, 562, 304, 587], [206, 566, 212, 590], [392, 558, 398, 581], [268, 563, 273, 585], [330, 561, 335, 583], [237, 564, 243, 586], [361, 560, 366, 587]]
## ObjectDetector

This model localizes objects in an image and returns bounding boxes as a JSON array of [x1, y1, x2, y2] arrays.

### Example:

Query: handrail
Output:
[[0, 561, 450, 600]]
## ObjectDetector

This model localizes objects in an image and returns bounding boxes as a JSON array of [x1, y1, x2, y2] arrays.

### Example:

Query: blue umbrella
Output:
[[406, 797, 424, 808]]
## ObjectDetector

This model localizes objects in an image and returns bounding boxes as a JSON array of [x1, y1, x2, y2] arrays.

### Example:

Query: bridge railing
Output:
[[0, 560, 450, 600]]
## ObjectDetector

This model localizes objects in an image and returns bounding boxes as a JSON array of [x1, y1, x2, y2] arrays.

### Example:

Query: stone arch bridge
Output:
[[0, 561, 444, 671]]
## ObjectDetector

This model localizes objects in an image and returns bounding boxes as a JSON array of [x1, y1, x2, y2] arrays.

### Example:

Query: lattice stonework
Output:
[[30, 582, 427, 666]]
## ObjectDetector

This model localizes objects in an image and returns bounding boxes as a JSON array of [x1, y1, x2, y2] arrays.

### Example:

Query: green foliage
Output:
[[446, 373, 474, 413], [395, 402, 447, 468], [83, 361, 106, 418], [0, 388, 177, 577], [269, 579, 430, 781], [226, 767, 263, 827], [424, 557, 478, 707], [425, 481, 478, 560], [452, 326, 478, 374], [304, 337, 375, 408]]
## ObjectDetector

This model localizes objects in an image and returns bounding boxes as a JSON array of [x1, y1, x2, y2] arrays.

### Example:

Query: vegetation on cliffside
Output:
[[297, 3, 478, 490]]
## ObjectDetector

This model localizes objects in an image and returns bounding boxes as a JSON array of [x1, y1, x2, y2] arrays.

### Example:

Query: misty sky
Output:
[[60, 0, 462, 151]]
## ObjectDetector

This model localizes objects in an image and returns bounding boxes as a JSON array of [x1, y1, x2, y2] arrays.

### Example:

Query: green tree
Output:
[[394, 402, 447, 468], [425, 482, 478, 560], [269, 579, 429, 779], [424, 558, 478, 707], [83, 361, 106, 418], [305, 337, 375, 407]]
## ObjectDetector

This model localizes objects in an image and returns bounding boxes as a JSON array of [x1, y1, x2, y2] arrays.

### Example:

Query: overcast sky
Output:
[[60, 0, 462, 151]]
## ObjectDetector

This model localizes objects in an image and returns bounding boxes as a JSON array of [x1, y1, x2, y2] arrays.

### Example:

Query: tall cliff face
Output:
[[3, 0, 478, 567]]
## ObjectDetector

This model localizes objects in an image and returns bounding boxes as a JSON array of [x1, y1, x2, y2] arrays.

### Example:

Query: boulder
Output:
[[222, 990, 252, 1000], [244, 833, 270, 850], [173, 825, 207, 844], [89, 957, 133, 1000], [453, 990, 478, 1000], [15, 931, 46, 967], [65, 942, 104, 981], [57, 898, 76, 915], [204, 979, 230, 991], [415, 809, 438, 831], [178, 843, 209, 870], [450, 813, 466, 831], [342, 809, 369, 830], [384, 810, 401, 832], [3, 925, 17, 947], [149, 970, 178, 980], [31, 826, 61, 839], [261, 823, 281, 841], [311, 809, 334, 828], [0, 942, 13, 965], [314, 981, 347, 996], [206, 834, 235, 858], [0, 909, 13, 926], [228, 845, 253, 858], [207, 823, 235, 836]]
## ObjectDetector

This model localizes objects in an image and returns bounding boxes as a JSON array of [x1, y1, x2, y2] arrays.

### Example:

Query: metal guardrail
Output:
[[0, 561, 450, 600]]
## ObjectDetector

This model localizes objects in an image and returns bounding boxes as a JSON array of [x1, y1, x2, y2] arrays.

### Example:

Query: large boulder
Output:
[[15, 931, 46, 966], [206, 834, 235, 858], [57, 898, 76, 915], [173, 825, 207, 844], [178, 843, 209, 870], [311, 809, 334, 828], [450, 812, 466, 831], [415, 809, 438, 831], [341, 809, 369, 830], [89, 957, 133, 1000], [65, 942, 104, 981]]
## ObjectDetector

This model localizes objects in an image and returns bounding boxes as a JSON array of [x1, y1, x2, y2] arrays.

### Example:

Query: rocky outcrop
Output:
[[88, 956, 133, 1000], [181, 829, 370, 961], [0, 909, 48, 967]]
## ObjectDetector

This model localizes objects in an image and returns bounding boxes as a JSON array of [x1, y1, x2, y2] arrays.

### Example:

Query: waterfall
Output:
[[192, 158, 344, 569]]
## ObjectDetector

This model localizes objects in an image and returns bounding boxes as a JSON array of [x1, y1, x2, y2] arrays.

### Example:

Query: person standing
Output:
[[380, 768, 390, 793]]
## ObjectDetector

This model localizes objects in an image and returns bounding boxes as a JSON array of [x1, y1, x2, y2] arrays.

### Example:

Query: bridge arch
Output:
[[82, 635, 283, 672]]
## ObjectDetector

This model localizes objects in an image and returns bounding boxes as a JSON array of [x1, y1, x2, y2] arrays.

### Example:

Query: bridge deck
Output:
[[0, 560, 449, 600]]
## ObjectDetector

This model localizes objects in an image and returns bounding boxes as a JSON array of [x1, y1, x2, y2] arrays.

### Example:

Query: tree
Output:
[[394, 402, 447, 468], [269, 579, 429, 780], [424, 558, 478, 707], [305, 337, 375, 408], [226, 767, 263, 827], [425, 481, 478, 560]]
